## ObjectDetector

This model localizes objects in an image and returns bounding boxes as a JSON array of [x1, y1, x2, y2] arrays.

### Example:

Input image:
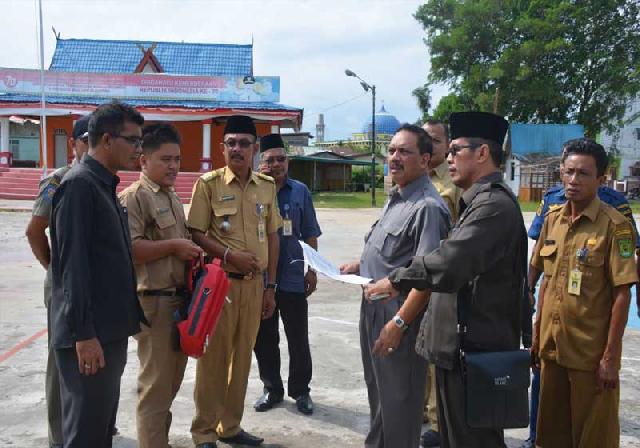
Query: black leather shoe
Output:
[[254, 391, 283, 412], [295, 393, 314, 415], [219, 430, 264, 446], [421, 429, 440, 447], [196, 443, 217, 448]]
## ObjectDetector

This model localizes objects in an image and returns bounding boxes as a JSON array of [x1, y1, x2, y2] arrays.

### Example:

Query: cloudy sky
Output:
[[0, 0, 449, 141]]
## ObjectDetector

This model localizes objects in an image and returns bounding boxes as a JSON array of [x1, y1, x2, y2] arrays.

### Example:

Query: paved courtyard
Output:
[[0, 206, 639, 447]]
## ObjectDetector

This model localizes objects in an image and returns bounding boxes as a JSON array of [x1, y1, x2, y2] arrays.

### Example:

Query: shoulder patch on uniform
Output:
[[257, 172, 275, 182], [40, 183, 58, 203], [617, 238, 634, 258], [201, 169, 222, 182]]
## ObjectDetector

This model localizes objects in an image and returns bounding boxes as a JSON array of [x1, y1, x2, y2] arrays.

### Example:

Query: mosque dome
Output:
[[360, 104, 401, 135]]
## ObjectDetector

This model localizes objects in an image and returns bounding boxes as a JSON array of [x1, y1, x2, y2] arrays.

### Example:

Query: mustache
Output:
[[390, 162, 404, 170], [230, 153, 245, 161]]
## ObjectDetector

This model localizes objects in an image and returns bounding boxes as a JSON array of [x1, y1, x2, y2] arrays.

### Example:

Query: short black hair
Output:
[[88, 101, 144, 147], [561, 138, 608, 177], [424, 119, 449, 142], [142, 123, 182, 154], [467, 137, 503, 166], [395, 123, 433, 155]]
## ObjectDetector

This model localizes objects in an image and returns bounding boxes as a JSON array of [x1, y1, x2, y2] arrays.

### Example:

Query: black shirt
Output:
[[389, 172, 528, 368], [49, 155, 144, 348]]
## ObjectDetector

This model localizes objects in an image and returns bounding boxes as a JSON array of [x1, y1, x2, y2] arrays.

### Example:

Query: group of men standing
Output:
[[25, 100, 639, 448], [27, 105, 321, 448]]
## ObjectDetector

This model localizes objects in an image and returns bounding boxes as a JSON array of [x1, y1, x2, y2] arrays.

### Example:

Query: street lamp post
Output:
[[345, 69, 376, 207]]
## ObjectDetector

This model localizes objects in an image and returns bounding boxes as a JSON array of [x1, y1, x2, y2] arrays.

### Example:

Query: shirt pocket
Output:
[[155, 209, 177, 230], [212, 205, 238, 231], [377, 218, 411, 259], [539, 244, 558, 276]]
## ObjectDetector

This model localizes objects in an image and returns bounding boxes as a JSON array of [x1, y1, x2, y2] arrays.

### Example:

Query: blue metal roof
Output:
[[510, 124, 584, 155], [49, 38, 253, 76], [0, 93, 301, 112], [361, 105, 401, 135]]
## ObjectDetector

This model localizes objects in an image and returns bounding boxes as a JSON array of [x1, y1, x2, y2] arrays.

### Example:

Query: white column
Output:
[[202, 123, 211, 159], [0, 118, 9, 153], [200, 122, 212, 172]]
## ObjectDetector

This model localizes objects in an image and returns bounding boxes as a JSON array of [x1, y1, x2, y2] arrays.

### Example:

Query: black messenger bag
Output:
[[461, 348, 530, 428]]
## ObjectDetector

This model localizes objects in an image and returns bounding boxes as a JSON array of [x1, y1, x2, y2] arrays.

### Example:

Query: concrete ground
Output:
[[0, 206, 639, 447]]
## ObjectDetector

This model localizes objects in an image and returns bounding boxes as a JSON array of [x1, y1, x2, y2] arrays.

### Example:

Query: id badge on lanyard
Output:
[[283, 203, 293, 236]]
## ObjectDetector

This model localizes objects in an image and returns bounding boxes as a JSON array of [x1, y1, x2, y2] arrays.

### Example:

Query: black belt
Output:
[[226, 271, 258, 280], [141, 288, 187, 297]]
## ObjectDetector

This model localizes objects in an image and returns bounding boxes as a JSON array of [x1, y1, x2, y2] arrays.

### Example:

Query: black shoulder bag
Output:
[[457, 183, 530, 429]]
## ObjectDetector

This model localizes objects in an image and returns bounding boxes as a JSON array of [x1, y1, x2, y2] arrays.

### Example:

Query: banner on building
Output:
[[0, 68, 280, 103]]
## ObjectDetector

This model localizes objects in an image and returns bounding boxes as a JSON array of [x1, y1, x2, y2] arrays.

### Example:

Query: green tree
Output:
[[412, 83, 432, 121], [414, 0, 640, 137], [432, 93, 468, 121]]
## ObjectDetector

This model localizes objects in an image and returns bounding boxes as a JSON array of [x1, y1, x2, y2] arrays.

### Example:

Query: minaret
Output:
[[316, 114, 325, 143]]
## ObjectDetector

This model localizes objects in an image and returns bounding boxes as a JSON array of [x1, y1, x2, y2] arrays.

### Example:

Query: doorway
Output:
[[54, 129, 68, 167]]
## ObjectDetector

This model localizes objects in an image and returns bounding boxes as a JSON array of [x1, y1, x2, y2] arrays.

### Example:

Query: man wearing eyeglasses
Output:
[[252, 134, 321, 416], [188, 116, 281, 448], [48, 101, 147, 447], [366, 112, 529, 448], [25, 114, 90, 448]]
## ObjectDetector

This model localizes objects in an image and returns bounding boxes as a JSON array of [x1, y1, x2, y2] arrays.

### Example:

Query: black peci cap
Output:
[[223, 115, 257, 137], [260, 133, 285, 153], [449, 112, 509, 146]]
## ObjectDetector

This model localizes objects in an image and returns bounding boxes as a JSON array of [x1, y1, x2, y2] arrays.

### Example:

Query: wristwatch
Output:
[[392, 314, 409, 331], [265, 282, 278, 291]]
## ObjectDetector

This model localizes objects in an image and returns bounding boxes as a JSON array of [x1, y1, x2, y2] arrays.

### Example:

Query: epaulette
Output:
[[256, 172, 275, 183], [545, 204, 564, 216], [601, 202, 627, 225], [201, 169, 223, 182]]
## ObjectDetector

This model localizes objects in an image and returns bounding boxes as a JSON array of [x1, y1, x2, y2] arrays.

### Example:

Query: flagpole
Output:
[[38, 0, 48, 177]]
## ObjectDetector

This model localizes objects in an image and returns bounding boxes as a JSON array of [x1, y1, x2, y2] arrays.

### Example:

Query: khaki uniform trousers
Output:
[[136, 295, 188, 448], [423, 363, 439, 431], [44, 270, 64, 446], [191, 276, 264, 444], [537, 359, 619, 448]]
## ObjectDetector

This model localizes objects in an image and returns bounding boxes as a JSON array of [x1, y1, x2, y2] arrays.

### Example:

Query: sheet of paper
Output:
[[299, 241, 372, 285]]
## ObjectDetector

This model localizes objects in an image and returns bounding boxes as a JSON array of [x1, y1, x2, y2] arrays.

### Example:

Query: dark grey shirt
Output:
[[49, 155, 144, 348], [360, 174, 451, 285], [389, 172, 528, 369]]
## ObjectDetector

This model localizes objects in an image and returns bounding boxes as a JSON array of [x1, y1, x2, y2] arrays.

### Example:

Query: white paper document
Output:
[[299, 241, 372, 285]]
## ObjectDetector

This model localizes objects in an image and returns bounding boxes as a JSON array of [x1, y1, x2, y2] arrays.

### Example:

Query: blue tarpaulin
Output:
[[510, 123, 584, 155]]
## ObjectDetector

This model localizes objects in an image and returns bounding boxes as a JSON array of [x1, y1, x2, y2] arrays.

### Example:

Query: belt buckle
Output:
[[244, 272, 255, 280]]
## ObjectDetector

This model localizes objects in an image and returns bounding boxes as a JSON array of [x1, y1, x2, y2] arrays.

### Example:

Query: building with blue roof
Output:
[[0, 37, 303, 171]]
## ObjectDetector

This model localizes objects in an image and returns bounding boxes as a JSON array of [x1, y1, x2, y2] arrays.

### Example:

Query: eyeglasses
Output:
[[262, 155, 287, 165], [447, 143, 481, 157], [224, 138, 254, 149], [114, 134, 143, 148]]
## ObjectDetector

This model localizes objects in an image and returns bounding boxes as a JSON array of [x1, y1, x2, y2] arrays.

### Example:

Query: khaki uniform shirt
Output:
[[187, 167, 281, 273], [532, 197, 639, 371], [429, 162, 461, 222], [119, 173, 190, 292]]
